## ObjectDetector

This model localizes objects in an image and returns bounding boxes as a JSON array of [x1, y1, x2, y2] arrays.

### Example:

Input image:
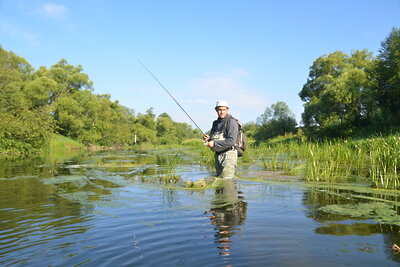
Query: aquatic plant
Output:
[[197, 146, 215, 167], [257, 134, 400, 190], [156, 154, 183, 167], [319, 202, 400, 226], [367, 136, 400, 189], [184, 178, 208, 188]]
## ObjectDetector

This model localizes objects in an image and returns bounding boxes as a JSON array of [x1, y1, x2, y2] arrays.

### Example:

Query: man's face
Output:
[[215, 106, 228, 118]]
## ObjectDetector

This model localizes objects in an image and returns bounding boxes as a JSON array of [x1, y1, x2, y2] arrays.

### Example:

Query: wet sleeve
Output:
[[213, 118, 238, 152]]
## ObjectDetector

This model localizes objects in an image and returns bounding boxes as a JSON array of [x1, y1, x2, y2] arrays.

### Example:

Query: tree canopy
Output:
[[298, 27, 400, 138], [254, 101, 297, 141], [0, 47, 200, 154], [299, 50, 373, 137], [2, 27, 399, 152]]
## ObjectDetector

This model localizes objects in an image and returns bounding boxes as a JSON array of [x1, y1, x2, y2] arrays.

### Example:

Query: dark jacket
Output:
[[209, 114, 238, 153]]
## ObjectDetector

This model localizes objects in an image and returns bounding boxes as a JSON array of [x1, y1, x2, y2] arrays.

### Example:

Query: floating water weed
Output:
[[319, 202, 400, 226]]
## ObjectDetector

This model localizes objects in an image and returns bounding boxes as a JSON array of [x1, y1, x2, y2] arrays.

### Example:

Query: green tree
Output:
[[23, 77, 57, 109], [136, 109, 156, 131], [242, 122, 257, 140], [0, 46, 200, 151], [255, 101, 297, 141], [156, 115, 174, 136], [0, 47, 33, 114], [30, 59, 95, 139], [369, 27, 400, 127], [133, 123, 157, 144], [35, 59, 93, 103], [0, 47, 53, 153], [299, 50, 373, 137], [95, 97, 136, 146], [174, 122, 201, 141]]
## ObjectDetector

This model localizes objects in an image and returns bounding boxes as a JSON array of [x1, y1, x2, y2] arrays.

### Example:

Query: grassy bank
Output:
[[46, 134, 86, 158], [253, 134, 400, 190]]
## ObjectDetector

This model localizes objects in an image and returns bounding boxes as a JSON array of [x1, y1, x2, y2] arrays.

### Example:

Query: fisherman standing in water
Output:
[[203, 100, 239, 179]]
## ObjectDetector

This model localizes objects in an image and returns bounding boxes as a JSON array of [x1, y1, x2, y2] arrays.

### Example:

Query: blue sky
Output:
[[1, 0, 399, 131]]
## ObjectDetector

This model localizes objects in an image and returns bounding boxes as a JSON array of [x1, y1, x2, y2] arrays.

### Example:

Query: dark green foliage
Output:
[[0, 47, 53, 153], [255, 101, 297, 141], [369, 27, 400, 127], [297, 27, 400, 139], [299, 50, 374, 138], [0, 47, 199, 154]]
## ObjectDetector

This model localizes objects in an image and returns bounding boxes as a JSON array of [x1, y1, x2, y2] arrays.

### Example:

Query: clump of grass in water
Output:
[[156, 154, 182, 167], [258, 143, 302, 174], [140, 174, 182, 185], [153, 154, 183, 184], [156, 174, 182, 184], [184, 178, 209, 189]]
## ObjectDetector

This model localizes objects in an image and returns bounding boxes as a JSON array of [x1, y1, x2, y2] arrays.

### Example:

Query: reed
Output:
[[367, 136, 400, 189], [258, 134, 400, 190]]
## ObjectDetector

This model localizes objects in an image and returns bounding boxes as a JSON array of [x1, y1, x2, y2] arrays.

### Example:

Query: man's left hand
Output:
[[206, 140, 215, 148]]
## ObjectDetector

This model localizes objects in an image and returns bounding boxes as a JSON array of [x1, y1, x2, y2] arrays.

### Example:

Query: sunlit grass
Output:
[[256, 134, 400, 190]]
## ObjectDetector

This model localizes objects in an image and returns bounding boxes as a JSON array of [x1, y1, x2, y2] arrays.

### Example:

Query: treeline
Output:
[[299, 27, 400, 138], [2, 27, 399, 154], [245, 27, 400, 141], [0, 49, 200, 154]]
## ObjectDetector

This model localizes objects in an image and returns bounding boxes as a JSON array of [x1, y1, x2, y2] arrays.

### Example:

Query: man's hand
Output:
[[206, 140, 214, 148], [203, 134, 214, 147]]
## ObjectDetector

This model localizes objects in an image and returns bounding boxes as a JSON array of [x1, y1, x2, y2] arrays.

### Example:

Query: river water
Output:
[[1, 149, 400, 266]]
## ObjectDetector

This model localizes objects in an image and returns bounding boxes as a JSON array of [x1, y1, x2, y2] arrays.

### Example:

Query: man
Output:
[[203, 100, 238, 179]]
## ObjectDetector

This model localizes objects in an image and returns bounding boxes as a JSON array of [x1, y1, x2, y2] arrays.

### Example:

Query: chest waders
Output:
[[211, 129, 238, 179]]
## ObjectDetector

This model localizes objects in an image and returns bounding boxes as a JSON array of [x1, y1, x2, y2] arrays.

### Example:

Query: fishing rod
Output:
[[137, 59, 205, 136]]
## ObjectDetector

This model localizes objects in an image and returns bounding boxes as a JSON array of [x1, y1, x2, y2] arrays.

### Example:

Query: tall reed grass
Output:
[[258, 135, 400, 190]]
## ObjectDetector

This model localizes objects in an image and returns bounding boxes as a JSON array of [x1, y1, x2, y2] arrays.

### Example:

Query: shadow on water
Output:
[[207, 179, 247, 261]]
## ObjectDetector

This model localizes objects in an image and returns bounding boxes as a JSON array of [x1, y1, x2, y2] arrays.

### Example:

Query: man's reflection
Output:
[[208, 179, 247, 257]]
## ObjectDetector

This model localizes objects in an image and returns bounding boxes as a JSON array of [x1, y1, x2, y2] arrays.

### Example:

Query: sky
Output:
[[1, 0, 399, 132]]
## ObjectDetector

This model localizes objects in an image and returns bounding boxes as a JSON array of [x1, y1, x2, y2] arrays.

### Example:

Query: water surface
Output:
[[1, 149, 400, 266]]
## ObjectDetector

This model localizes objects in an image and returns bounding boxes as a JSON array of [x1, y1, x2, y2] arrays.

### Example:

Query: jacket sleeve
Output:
[[213, 118, 238, 152]]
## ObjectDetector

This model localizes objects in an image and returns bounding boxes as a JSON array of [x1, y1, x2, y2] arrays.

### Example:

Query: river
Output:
[[1, 149, 399, 266]]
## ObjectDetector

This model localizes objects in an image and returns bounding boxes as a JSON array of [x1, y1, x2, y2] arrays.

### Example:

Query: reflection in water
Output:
[[0, 176, 94, 266], [315, 222, 399, 236], [0, 156, 124, 266], [208, 179, 247, 259], [303, 185, 400, 262]]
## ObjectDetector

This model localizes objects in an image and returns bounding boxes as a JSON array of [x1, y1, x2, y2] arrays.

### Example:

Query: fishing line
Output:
[[137, 59, 205, 135]]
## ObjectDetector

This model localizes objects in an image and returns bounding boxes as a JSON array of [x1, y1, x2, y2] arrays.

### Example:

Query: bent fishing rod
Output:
[[137, 59, 205, 136]]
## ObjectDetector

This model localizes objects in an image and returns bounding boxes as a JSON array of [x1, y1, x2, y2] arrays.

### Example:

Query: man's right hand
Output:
[[203, 134, 210, 141]]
